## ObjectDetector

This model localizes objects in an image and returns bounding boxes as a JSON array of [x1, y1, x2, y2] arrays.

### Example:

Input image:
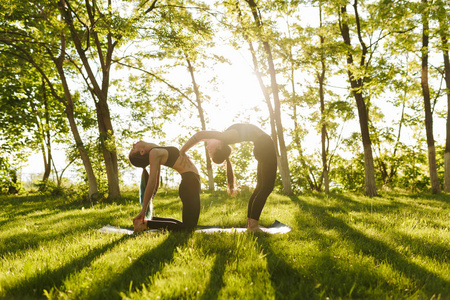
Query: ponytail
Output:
[[225, 158, 237, 196], [140, 167, 153, 219], [211, 144, 237, 196], [141, 167, 149, 183]]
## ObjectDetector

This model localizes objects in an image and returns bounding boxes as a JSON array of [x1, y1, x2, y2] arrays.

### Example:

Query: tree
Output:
[[337, 0, 377, 196], [420, 0, 441, 194], [224, 0, 292, 194], [154, 2, 217, 190], [186, 57, 215, 190], [57, 0, 123, 198], [436, 0, 450, 192], [317, 3, 330, 193], [114, 1, 218, 190], [0, 53, 62, 186], [371, 56, 411, 188], [0, 0, 99, 198]]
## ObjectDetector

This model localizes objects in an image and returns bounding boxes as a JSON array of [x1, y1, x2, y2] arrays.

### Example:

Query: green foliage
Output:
[[1, 191, 449, 299], [330, 153, 366, 192], [2, 0, 450, 197], [0, 50, 67, 153], [0, 157, 20, 194], [69, 137, 110, 199]]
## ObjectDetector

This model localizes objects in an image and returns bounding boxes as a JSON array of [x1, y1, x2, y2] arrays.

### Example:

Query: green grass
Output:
[[1, 190, 449, 299]]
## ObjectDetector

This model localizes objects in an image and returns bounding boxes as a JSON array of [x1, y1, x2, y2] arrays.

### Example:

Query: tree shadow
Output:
[[0, 194, 103, 228], [288, 195, 450, 297], [255, 236, 319, 299], [390, 229, 450, 262], [0, 206, 126, 257], [89, 232, 192, 299], [197, 230, 311, 300], [3, 234, 130, 299], [199, 251, 228, 300], [309, 192, 409, 215]]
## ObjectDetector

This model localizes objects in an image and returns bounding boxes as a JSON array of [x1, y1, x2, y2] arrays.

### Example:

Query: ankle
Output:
[[247, 218, 259, 228]]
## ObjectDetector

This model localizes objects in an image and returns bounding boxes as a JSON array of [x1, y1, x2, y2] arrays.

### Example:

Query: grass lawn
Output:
[[0, 189, 449, 299]]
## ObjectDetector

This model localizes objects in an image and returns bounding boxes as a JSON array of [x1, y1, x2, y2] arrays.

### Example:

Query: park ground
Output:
[[1, 189, 449, 299]]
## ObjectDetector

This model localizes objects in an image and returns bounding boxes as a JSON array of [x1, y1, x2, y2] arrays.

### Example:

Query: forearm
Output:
[[180, 133, 200, 154], [181, 130, 224, 154], [141, 177, 158, 215]]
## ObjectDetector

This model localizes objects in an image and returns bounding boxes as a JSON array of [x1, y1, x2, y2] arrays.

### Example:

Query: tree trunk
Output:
[[356, 93, 377, 196], [440, 27, 450, 192], [59, 0, 121, 199], [289, 52, 318, 191], [263, 41, 292, 195], [42, 82, 52, 183], [318, 4, 329, 193], [235, 1, 283, 188], [66, 104, 99, 199], [421, 1, 441, 194], [339, 4, 377, 196], [319, 69, 329, 194], [247, 39, 279, 157], [53, 33, 99, 199], [95, 99, 121, 199], [245, 0, 292, 194], [30, 82, 52, 184], [186, 58, 215, 191]]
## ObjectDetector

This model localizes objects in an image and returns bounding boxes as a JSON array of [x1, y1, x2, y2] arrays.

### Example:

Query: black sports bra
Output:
[[152, 146, 180, 167]]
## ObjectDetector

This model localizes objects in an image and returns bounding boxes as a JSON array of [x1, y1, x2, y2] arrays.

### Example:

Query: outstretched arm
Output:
[[134, 150, 162, 223], [180, 130, 234, 155]]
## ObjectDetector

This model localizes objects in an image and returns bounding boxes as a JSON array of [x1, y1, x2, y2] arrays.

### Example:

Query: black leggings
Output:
[[146, 172, 201, 231], [248, 134, 277, 220]]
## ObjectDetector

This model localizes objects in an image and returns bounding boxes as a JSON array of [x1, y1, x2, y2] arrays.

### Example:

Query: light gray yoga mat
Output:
[[99, 220, 291, 235]]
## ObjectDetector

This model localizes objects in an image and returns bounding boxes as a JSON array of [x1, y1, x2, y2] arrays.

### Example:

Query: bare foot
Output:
[[247, 218, 265, 232]]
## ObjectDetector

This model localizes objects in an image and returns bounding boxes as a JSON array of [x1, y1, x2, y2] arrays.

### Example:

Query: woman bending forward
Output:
[[180, 123, 277, 232]]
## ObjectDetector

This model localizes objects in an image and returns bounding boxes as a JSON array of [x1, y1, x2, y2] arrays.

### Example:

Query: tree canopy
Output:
[[1, 0, 449, 197]]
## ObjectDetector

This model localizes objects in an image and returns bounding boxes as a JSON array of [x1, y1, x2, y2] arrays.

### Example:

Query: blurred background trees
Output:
[[1, 0, 448, 198]]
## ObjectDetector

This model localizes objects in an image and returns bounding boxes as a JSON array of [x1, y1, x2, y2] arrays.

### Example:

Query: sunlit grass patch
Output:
[[1, 190, 449, 299]]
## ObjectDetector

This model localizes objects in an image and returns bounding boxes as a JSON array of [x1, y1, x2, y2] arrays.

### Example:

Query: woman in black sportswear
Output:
[[129, 141, 200, 232], [180, 123, 277, 232]]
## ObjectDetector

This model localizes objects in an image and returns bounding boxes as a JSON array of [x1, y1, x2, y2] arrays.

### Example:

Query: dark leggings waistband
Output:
[[181, 171, 200, 179]]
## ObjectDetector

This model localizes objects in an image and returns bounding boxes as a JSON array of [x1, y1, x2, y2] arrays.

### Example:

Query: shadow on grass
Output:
[[256, 237, 319, 300], [308, 193, 407, 215], [199, 250, 228, 300], [93, 232, 192, 300], [0, 193, 114, 228], [391, 229, 450, 262], [289, 195, 450, 298], [3, 234, 130, 299], [196, 233, 255, 300], [405, 193, 450, 203], [0, 206, 127, 257]]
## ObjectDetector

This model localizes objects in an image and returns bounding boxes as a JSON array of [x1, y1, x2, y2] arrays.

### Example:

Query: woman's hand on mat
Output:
[[133, 211, 145, 226], [133, 215, 146, 233]]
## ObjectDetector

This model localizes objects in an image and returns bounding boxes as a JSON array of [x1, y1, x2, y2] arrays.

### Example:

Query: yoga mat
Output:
[[98, 220, 291, 235]]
